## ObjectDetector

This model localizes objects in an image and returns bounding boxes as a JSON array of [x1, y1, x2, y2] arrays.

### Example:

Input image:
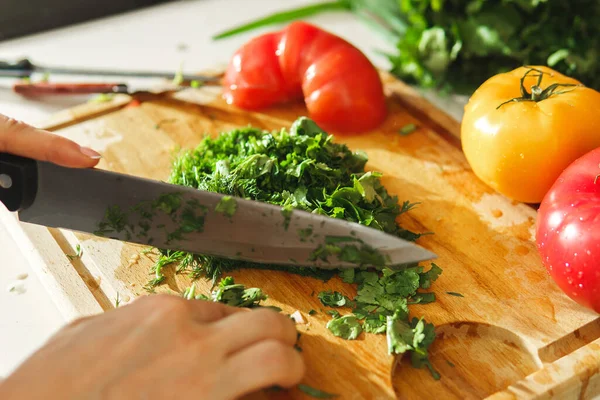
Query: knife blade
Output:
[[0, 153, 436, 269], [0, 58, 222, 83]]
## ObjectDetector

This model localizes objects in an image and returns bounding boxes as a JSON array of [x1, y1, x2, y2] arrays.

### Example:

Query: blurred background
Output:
[[0, 0, 171, 40]]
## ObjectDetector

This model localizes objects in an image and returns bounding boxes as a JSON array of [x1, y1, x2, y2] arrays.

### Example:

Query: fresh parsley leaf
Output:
[[409, 292, 437, 304], [326, 315, 363, 340], [308, 309, 317, 315], [215, 195, 238, 218], [318, 291, 349, 307], [338, 268, 355, 284], [420, 263, 443, 289], [326, 310, 341, 318]]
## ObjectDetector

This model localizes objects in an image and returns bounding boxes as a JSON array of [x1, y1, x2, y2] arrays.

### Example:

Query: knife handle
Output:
[[0, 153, 38, 212], [0, 58, 34, 72], [13, 82, 128, 96]]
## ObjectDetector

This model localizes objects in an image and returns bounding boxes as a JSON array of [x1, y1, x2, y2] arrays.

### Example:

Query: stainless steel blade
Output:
[[18, 162, 436, 269]]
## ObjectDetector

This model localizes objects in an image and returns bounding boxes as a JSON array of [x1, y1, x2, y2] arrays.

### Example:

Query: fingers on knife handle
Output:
[[0, 153, 37, 212]]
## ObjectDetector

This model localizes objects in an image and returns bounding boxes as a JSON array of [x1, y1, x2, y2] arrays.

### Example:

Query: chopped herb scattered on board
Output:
[[147, 117, 421, 284], [145, 116, 443, 381]]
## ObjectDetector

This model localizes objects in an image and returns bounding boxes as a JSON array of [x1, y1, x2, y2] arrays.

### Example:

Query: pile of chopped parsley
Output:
[[150, 116, 443, 380], [148, 116, 420, 286]]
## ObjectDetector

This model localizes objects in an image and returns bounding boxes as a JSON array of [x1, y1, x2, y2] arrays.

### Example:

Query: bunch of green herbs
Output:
[[212, 0, 600, 94], [147, 117, 420, 287]]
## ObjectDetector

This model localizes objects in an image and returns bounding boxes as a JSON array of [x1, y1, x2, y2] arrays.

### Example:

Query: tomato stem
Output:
[[496, 67, 582, 109]]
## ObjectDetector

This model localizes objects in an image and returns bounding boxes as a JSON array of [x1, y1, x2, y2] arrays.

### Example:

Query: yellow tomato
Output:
[[461, 65, 600, 203]]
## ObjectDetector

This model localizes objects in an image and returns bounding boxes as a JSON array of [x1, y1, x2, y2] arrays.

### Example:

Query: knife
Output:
[[0, 58, 222, 83], [10, 82, 189, 97], [0, 153, 436, 269]]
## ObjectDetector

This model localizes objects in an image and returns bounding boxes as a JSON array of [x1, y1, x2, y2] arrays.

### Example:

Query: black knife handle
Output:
[[0, 153, 38, 212], [0, 58, 34, 71]]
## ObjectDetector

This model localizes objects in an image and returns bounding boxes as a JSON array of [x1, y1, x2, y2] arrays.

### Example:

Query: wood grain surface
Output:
[[7, 71, 600, 399]]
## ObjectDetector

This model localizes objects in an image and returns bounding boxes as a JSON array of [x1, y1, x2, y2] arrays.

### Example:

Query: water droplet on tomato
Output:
[[567, 276, 574, 285], [577, 271, 584, 279], [587, 250, 592, 256], [519, 153, 525, 159], [578, 283, 584, 289]]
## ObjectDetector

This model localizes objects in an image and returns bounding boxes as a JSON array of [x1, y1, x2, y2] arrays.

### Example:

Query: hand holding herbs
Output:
[[0, 295, 304, 400]]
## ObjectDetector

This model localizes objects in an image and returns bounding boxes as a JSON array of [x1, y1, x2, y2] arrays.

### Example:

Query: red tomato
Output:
[[536, 146, 600, 312], [222, 21, 387, 133]]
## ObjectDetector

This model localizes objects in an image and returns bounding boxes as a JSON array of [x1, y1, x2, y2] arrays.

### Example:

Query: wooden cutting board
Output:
[[6, 70, 600, 400]]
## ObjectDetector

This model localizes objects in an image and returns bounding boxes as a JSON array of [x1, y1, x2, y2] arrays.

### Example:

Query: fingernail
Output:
[[79, 146, 102, 159]]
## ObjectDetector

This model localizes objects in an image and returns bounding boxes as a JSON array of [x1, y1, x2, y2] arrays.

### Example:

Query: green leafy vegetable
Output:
[[215, 195, 238, 218], [212, 0, 600, 93], [308, 309, 317, 315], [66, 244, 83, 260], [326, 315, 363, 340], [398, 123, 418, 136], [446, 291, 464, 297], [318, 291, 350, 307], [182, 277, 267, 307], [211, 276, 268, 307], [147, 117, 419, 284]]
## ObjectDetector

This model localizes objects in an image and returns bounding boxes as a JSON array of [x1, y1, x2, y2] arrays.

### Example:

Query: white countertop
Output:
[[0, 0, 466, 379]]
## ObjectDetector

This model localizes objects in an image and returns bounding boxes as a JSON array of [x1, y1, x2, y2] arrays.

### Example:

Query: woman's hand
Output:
[[0, 295, 305, 399], [0, 113, 102, 168]]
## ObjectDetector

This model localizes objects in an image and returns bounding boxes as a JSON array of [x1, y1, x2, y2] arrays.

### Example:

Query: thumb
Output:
[[0, 113, 102, 168]]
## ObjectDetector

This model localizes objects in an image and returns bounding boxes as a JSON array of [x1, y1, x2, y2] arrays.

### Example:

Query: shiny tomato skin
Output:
[[222, 32, 294, 110], [461, 66, 600, 204], [303, 46, 387, 133], [222, 21, 387, 133], [537, 147, 600, 312]]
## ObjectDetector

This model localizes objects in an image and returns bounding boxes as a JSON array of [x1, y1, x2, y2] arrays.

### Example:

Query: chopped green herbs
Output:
[[215, 195, 238, 218], [317, 264, 442, 378], [281, 205, 293, 231], [318, 291, 350, 307], [308, 309, 317, 315], [136, 116, 443, 381], [398, 123, 418, 136], [326, 315, 363, 340], [182, 277, 267, 307], [66, 244, 83, 260], [114, 292, 121, 308], [88, 93, 116, 103], [309, 236, 389, 267], [147, 117, 420, 284], [298, 384, 338, 399], [95, 192, 208, 271], [446, 292, 464, 297]]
